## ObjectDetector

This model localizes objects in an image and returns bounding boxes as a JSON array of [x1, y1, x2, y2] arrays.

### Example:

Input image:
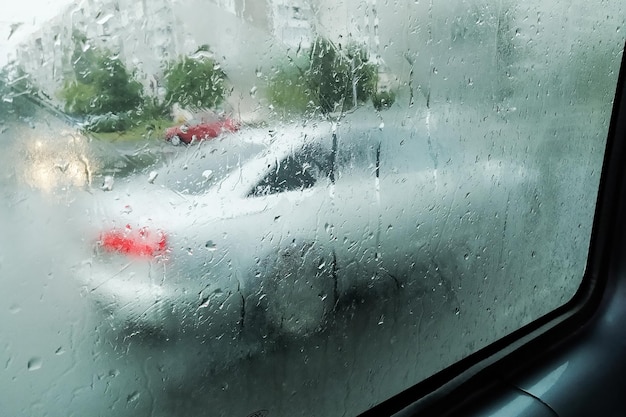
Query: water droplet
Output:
[[464, 253, 469, 260], [246, 410, 269, 417], [96, 13, 114, 25], [378, 122, 385, 130], [148, 171, 158, 184], [378, 315, 385, 325], [55, 161, 69, 173], [127, 391, 140, 403], [9, 304, 21, 314], [55, 347, 65, 355], [202, 170, 213, 179], [199, 296, 210, 308], [27, 357, 42, 371], [318, 260, 326, 270], [101, 176, 114, 191], [250, 86, 258, 97], [455, 307, 461, 316], [205, 240, 217, 251]]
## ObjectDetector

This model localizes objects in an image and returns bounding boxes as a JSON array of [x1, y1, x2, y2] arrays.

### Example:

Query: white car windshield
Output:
[[158, 135, 266, 195]]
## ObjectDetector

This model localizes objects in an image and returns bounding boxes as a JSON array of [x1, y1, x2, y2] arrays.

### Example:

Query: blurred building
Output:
[[13, 0, 378, 110], [14, 0, 182, 105]]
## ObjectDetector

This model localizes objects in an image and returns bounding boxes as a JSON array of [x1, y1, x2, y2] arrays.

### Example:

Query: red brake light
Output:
[[99, 225, 167, 257]]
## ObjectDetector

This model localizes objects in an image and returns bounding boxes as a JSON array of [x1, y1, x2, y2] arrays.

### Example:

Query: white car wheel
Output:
[[170, 135, 181, 146]]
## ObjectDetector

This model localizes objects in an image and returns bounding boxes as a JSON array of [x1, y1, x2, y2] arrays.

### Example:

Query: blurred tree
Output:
[[344, 42, 378, 107], [60, 80, 97, 115], [267, 37, 381, 115], [0, 65, 38, 118], [267, 55, 314, 115], [92, 55, 143, 113], [372, 90, 396, 111], [70, 30, 99, 84], [61, 35, 143, 117], [164, 55, 226, 109], [307, 37, 351, 113]]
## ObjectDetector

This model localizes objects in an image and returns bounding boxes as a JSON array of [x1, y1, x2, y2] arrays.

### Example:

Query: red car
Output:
[[164, 118, 239, 145]]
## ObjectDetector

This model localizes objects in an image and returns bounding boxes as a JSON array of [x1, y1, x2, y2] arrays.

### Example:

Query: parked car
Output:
[[164, 117, 239, 145], [77, 111, 540, 351]]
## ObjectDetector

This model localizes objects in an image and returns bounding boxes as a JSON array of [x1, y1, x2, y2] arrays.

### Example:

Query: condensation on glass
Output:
[[0, 1, 624, 416]]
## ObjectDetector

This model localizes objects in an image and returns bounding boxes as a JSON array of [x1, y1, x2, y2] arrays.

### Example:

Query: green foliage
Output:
[[60, 80, 97, 115], [267, 37, 380, 115], [75, 98, 168, 134], [307, 38, 350, 113], [344, 44, 378, 105], [71, 31, 99, 84], [267, 55, 314, 115], [89, 116, 171, 142], [61, 40, 143, 117], [139, 96, 170, 120], [93, 56, 143, 113], [0, 66, 38, 119], [84, 112, 132, 133], [164, 56, 226, 109], [372, 90, 396, 111]]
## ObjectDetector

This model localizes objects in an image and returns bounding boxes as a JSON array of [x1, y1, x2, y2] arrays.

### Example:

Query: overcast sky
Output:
[[0, 0, 76, 66]]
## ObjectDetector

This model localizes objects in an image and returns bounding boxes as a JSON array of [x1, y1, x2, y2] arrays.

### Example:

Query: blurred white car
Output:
[[77, 112, 539, 345]]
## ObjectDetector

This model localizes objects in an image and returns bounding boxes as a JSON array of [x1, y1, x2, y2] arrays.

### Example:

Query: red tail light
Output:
[[99, 224, 167, 257]]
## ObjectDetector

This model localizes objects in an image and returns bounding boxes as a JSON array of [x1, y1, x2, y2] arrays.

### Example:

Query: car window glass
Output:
[[249, 143, 331, 196], [0, 1, 624, 417]]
